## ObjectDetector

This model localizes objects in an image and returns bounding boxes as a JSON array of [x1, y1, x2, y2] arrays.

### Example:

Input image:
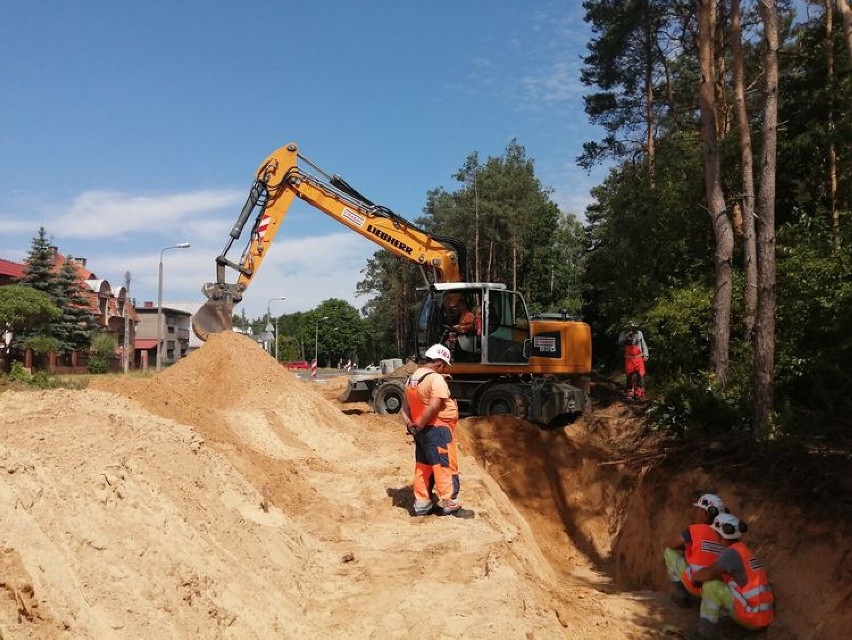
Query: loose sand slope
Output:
[[1, 333, 669, 639], [3, 332, 845, 638]]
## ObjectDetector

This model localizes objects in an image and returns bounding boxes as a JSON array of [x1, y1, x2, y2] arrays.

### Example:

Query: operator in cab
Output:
[[443, 292, 475, 334]]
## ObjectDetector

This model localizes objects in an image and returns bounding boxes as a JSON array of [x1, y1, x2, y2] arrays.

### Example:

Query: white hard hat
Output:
[[693, 493, 726, 514], [712, 513, 747, 540], [424, 343, 452, 365]]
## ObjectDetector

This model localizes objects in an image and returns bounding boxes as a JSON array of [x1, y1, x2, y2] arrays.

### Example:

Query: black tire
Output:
[[478, 386, 525, 418], [373, 382, 405, 415]]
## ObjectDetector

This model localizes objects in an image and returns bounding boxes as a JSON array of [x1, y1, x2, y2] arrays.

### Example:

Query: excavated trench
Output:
[[457, 396, 851, 639]]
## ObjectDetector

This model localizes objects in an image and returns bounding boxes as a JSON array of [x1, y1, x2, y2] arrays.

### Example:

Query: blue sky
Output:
[[1, 1, 608, 320]]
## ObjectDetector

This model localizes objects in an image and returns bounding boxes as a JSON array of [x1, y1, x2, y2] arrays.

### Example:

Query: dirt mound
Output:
[[1, 332, 848, 638], [0, 333, 650, 638]]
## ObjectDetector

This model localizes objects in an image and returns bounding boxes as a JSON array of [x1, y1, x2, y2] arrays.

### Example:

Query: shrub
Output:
[[90, 332, 118, 358], [646, 372, 749, 438], [7, 361, 32, 384], [30, 370, 54, 388], [87, 355, 109, 374]]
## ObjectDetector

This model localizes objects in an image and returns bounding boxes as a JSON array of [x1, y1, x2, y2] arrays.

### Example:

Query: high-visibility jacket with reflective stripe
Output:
[[725, 542, 774, 628], [681, 524, 725, 595]]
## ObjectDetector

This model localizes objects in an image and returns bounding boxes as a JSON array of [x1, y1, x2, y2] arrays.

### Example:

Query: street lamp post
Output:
[[267, 296, 287, 360], [156, 242, 190, 371], [314, 316, 329, 378]]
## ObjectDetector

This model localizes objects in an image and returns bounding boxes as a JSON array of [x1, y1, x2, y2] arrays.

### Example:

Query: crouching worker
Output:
[[687, 513, 774, 639], [664, 493, 727, 606], [401, 344, 474, 519]]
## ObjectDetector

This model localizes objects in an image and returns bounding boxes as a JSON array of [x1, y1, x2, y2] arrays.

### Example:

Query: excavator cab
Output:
[[415, 285, 531, 366]]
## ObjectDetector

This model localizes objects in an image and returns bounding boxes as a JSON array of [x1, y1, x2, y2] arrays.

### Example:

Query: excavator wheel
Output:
[[373, 382, 405, 415], [477, 386, 527, 419]]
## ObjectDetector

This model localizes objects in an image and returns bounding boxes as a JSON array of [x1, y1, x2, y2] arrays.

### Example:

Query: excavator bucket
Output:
[[192, 298, 234, 341], [337, 378, 374, 404]]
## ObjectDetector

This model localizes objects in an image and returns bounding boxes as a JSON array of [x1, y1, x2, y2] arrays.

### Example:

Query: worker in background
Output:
[[664, 493, 728, 607], [687, 513, 774, 640], [400, 343, 474, 519], [617, 321, 649, 399]]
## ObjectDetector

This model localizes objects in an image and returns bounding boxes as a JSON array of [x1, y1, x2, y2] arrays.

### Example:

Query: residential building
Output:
[[0, 252, 139, 372], [135, 302, 192, 368]]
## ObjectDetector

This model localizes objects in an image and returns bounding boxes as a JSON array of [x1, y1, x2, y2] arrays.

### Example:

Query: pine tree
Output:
[[54, 256, 99, 352], [17, 227, 61, 299]]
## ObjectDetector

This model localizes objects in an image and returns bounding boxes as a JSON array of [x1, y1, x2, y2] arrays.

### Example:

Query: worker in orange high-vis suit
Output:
[[401, 343, 474, 519], [618, 321, 649, 399], [664, 493, 727, 607], [687, 513, 774, 640]]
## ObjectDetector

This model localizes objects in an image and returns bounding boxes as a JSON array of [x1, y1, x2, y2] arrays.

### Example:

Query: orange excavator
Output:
[[193, 142, 592, 424]]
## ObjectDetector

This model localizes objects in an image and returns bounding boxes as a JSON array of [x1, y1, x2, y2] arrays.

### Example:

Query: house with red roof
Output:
[[0, 258, 25, 285], [1, 251, 143, 372]]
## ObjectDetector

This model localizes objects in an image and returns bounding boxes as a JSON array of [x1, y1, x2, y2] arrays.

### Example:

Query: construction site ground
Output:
[[0, 332, 848, 639]]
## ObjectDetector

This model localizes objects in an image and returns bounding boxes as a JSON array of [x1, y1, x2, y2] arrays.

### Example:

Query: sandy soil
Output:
[[0, 332, 848, 638]]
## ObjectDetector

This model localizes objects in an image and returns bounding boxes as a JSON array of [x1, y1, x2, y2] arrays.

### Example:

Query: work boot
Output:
[[412, 499, 436, 517], [671, 582, 691, 608], [626, 388, 635, 399], [635, 387, 646, 400], [441, 506, 476, 519], [684, 618, 719, 640]]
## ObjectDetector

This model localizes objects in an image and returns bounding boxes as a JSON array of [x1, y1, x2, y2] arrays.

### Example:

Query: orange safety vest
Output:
[[404, 372, 453, 429], [681, 524, 725, 595], [725, 542, 774, 628], [624, 343, 643, 359]]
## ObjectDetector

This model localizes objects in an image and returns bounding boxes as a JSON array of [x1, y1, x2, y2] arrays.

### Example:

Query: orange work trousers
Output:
[[413, 425, 459, 505]]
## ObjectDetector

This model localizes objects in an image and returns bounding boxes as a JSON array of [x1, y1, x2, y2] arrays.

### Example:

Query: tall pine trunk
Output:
[[753, 0, 780, 439], [826, 2, 841, 250], [837, 0, 852, 63], [698, 0, 735, 386], [732, 0, 758, 340]]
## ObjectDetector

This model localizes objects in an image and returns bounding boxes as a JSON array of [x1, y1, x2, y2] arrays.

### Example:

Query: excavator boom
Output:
[[193, 142, 465, 340], [193, 140, 593, 424]]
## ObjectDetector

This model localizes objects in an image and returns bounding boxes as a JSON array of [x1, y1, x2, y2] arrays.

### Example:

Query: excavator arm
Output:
[[193, 142, 466, 340]]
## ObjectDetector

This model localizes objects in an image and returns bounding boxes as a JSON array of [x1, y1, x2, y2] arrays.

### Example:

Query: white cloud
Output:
[[86, 231, 378, 320], [521, 60, 584, 104], [54, 189, 244, 238]]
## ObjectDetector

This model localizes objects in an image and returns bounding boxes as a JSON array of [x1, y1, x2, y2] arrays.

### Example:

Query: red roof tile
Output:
[[0, 258, 25, 278]]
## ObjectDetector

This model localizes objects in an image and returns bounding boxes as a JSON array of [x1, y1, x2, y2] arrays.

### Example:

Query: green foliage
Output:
[[580, 0, 676, 168], [24, 334, 59, 354], [87, 355, 109, 374], [30, 370, 54, 388], [90, 332, 118, 357], [16, 227, 61, 297], [3, 361, 54, 388], [54, 256, 99, 352], [84, 333, 117, 374], [641, 284, 714, 378], [0, 285, 61, 332], [646, 372, 750, 439], [776, 14, 852, 226], [357, 139, 587, 358], [356, 251, 422, 358], [7, 361, 32, 384], [771, 214, 852, 437]]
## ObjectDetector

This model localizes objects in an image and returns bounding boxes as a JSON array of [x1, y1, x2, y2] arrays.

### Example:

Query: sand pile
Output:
[[3, 332, 842, 637], [2, 332, 649, 639]]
